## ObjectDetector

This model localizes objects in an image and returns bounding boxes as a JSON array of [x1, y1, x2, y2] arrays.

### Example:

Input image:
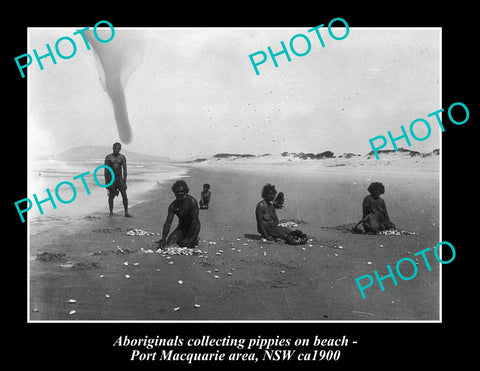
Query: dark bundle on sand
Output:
[[36, 252, 67, 262], [71, 261, 102, 270], [285, 230, 309, 245]]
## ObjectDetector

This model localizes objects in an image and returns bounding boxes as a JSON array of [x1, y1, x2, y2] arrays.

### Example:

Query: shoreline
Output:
[[28, 161, 190, 240], [29, 161, 440, 321]]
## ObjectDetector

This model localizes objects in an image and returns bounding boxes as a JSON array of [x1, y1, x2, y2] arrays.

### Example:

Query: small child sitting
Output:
[[199, 183, 211, 209]]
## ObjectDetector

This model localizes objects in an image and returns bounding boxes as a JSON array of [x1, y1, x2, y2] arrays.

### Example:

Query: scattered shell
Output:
[[308, 244, 313, 247], [33, 308, 39, 312], [68, 299, 77, 304], [227, 272, 232, 276], [69, 310, 76, 315], [214, 275, 220, 279], [206, 270, 211, 274], [214, 269, 219, 272], [105, 294, 111, 299], [237, 250, 242, 252], [367, 262, 372, 265], [280, 271, 285, 274], [125, 274, 130, 278], [173, 307, 181, 311], [243, 243, 248, 246], [236, 238, 241, 241], [194, 304, 201, 308], [156, 269, 161, 272], [334, 253, 338, 257], [133, 263, 139, 266], [99, 275, 104, 278], [178, 280, 183, 285], [168, 261, 174, 265], [379, 244, 384, 248], [123, 261, 129, 266], [59, 264, 74, 268], [218, 249, 223, 253]]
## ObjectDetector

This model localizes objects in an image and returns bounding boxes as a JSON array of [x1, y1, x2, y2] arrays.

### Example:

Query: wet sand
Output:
[[29, 163, 440, 321]]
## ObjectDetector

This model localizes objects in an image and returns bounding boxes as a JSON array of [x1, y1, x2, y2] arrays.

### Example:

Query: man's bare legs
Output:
[[108, 190, 132, 217]]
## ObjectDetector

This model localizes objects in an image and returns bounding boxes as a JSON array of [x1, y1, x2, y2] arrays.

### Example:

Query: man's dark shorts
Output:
[[107, 177, 127, 198]]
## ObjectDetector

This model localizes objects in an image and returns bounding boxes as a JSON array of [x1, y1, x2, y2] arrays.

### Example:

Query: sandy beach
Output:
[[29, 160, 440, 321]]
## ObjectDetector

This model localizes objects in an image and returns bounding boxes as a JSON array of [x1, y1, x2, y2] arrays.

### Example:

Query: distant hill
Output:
[[53, 146, 173, 163]]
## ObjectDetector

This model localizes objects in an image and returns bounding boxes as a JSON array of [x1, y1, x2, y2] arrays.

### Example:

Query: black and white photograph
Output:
[[9, 6, 474, 369], [27, 25, 441, 322]]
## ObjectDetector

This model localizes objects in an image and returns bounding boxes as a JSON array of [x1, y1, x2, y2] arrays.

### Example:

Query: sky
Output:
[[28, 26, 440, 160]]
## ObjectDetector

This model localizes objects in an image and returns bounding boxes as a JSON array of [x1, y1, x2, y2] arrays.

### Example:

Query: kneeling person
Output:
[[160, 180, 201, 248], [357, 182, 395, 234], [255, 184, 307, 245]]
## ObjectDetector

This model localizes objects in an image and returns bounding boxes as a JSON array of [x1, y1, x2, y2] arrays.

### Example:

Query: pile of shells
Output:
[[378, 229, 418, 236], [277, 221, 298, 228], [157, 246, 202, 256], [279, 218, 307, 225], [125, 228, 156, 236]]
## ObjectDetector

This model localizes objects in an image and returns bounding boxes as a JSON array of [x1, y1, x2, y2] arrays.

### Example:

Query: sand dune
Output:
[[185, 148, 439, 173]]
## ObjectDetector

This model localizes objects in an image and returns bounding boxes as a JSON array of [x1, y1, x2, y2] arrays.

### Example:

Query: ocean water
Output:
[[27, 159, 188, 236]]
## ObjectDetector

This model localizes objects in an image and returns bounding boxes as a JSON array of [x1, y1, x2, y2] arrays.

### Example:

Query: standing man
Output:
[[104, 142, 132, 217]]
